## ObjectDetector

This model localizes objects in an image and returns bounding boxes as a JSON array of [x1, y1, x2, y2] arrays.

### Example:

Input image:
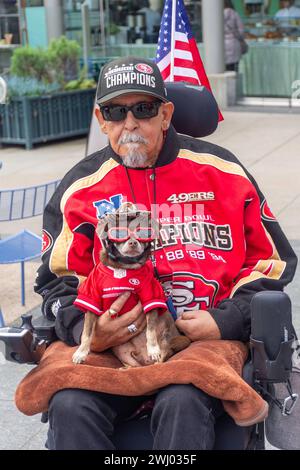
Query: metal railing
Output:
[[0, 179, 61, 222]]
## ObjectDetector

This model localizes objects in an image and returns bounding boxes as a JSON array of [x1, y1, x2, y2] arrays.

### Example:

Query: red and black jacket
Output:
[[35, 126, 298, 345]]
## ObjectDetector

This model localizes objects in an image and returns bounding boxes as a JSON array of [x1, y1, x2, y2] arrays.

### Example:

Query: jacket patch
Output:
[[156, 222, 233, 251], [42, 230, 53, 254], [161, 272, 219, 315], [167, 192, 215, 203], [93, 194, 123, 219], [261, 200, 276, 222], [51, 299, 61, 317]]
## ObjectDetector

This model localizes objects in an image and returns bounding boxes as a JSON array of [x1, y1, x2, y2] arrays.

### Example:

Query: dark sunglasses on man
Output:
[[99, 100, 162, 122]]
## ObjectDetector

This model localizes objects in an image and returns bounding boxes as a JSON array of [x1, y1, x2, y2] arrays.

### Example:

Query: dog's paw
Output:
[[72, 349, 88, 364], [147, 344, 162, 363]]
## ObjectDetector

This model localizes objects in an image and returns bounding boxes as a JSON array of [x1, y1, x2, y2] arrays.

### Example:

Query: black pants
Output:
[[47, 384, 224, 450]]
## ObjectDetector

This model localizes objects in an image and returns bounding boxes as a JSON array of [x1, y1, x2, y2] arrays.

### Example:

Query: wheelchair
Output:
[[0, 290, 297, 450], [0, 82, 298, 450]]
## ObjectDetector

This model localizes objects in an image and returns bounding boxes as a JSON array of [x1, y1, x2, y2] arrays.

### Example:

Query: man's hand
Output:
[[90, 292, 146, 352], [175, 310, 221, 341]]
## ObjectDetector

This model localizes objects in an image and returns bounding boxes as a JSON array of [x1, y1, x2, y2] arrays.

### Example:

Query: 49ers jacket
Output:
[[35, 126, 297, 345]]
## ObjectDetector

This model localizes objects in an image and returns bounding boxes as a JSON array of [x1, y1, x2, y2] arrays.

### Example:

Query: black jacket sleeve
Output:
[[34, 175, 86, 346], [35, 274, 84, 346]]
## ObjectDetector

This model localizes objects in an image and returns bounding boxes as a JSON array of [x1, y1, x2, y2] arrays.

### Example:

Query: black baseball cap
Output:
[[96, 56, 168, 105]]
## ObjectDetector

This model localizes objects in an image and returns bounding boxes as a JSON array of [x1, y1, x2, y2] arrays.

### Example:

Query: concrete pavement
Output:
[[0, 108, 300, 450]]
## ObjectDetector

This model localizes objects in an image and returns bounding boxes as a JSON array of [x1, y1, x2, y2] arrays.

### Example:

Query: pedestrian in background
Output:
[[224, 0, 246, 72], [275, 0, 300, 30]]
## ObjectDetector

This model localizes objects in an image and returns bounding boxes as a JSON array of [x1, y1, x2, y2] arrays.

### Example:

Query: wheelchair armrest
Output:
[[250, 291, 294, 384], [0, 314, 57, 364]]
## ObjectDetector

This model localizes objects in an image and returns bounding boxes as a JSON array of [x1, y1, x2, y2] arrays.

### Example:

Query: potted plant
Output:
[[0, 36, 97, 149], [108, 23, 121, 45]]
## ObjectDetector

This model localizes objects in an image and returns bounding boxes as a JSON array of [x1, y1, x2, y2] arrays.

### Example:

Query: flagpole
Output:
[[170, 0, 176, 81]]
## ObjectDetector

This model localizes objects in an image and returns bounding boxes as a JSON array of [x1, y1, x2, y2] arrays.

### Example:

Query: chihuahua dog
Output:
[[72, 203, 190, 367]]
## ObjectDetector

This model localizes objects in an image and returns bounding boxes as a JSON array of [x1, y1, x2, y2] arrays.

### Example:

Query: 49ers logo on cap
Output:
[[42, 229, 53, 254], [135, 63, 153, 74]]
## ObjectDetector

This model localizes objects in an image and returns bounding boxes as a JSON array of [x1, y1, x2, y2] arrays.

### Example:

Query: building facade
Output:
[[1, 0, 300, 103]]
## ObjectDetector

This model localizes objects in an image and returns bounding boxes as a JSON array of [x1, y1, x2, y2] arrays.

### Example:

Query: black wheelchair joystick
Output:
[[20, 314, 34, 331], [0, 312, 56, 364]]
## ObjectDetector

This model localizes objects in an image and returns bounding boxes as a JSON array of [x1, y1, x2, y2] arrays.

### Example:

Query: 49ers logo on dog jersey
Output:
[[42, 230, 53, 254], [129, 278, 140, 286]]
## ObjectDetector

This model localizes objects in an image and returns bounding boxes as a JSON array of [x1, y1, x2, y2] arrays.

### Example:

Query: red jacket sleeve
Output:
[[138, 267, 168, 314], [74, 266, 103, 316]]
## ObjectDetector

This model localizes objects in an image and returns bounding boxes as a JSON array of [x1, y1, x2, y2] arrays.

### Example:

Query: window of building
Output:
[[0, 0, 20, 44], [25, 1, 44, 6]]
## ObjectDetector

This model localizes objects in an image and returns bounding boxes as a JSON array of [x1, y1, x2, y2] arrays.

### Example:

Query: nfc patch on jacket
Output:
[[93, 194, 123, 219]]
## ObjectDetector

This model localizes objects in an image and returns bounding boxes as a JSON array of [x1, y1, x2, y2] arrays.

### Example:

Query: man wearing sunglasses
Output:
[[94, 67, 174, 170], [33, 56, 297, 450]]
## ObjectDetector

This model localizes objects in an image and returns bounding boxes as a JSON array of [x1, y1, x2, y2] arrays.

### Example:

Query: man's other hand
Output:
[[175, 310, 221, 341], [90, 292, 146, 352]]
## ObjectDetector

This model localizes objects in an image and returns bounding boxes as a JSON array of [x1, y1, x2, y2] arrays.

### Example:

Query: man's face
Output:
[[95, 93, 174, 168]]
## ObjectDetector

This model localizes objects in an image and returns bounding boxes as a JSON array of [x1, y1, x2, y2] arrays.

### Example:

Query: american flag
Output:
[[155, 0, 223, 120]]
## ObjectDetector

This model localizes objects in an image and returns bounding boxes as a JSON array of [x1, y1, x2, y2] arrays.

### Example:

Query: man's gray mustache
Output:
[[118, 134, 148, 145]]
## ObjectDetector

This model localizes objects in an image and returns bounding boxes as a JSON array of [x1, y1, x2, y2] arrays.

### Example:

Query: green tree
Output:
[[10, 46, 52, 82], [48, 36, 81, 84]]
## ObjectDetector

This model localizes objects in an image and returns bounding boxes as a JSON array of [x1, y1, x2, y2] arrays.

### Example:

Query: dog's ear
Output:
[[96, 217, 108, 240], [116, 202, 138, 215], [96, 212, 119, 240], [136, 211, 161, 240]]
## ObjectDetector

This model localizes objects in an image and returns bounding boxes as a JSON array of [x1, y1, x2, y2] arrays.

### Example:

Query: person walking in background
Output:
[[275, 1, 300, 30], [224, 0, 246, 72], [275, 0, 300, 20]]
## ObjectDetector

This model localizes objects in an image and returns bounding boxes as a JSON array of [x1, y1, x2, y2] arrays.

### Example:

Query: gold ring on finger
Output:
[[109, 308, 118, 318]]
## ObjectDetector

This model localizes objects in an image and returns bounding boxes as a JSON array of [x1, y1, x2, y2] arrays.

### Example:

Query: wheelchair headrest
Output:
[[165, 82, 219, 138]]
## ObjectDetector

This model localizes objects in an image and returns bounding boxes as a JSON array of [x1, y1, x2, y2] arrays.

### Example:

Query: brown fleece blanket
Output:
[[15, 339, 268, 427]]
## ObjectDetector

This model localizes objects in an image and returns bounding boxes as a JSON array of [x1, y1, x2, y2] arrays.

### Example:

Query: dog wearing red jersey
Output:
[[72, 203, 190, 366]]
